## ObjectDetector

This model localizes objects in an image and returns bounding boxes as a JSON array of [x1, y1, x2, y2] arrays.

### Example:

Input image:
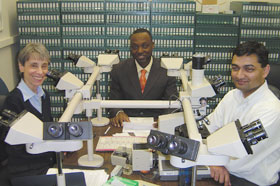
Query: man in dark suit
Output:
[[109, 28, 178, 127]]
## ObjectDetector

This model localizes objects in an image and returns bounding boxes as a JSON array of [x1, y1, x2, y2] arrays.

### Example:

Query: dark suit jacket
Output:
[[109, 57, 178, 118]]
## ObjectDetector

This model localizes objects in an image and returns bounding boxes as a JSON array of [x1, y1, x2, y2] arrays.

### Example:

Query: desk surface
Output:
[[63, 125, 220, 186]]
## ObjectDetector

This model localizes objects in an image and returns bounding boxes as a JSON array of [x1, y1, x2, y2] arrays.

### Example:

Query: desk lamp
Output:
[[159, 53, 227, 185], [91, 50, 120, 127], [151, 54, 269, 186], [67, 52, 119, 167], [48, 68, 104, 168], [68, 51, 120, 127]]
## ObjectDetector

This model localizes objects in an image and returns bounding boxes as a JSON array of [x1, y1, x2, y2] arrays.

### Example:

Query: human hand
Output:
[[64, 151, 75, 158], [153, 121, 158, 128], [110, 112, 129, 127], [209, 166, 231, 186]]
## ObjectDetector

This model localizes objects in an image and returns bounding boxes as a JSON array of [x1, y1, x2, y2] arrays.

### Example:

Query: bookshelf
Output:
[[17, 0, 280, 120]]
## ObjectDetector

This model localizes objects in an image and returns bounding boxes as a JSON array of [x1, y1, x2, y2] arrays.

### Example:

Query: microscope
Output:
[[68, 50, 120, 126], [47, 51, 120, 169], [0, 109, 92, 186], [147, 54, 269, 184]]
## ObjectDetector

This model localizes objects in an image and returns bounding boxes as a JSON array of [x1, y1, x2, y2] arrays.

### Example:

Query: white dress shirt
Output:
[[135, 57, 153, 80], [17, 79, 45, 113], [207, 81, 280, 186]]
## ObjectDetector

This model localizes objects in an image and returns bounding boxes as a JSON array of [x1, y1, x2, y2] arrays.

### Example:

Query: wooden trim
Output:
[[0, 35, 18, 49]]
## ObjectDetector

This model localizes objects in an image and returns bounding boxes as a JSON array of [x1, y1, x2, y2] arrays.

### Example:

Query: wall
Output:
[[196, 0, 280, 12], [0, 0, 18, 91]]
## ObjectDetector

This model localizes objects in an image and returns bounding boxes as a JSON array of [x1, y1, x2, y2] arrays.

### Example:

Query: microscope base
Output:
[[78, 154, 104, 167], [91, 117, 110, 127], [11, 172, 86, 186]]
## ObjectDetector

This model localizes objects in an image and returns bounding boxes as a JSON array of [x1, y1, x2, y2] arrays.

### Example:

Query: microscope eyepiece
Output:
[[68, 53, 81, 64], [147, 134, 167, 148], [47, 123, 63, 138], [1, 109, 18, 120], [68, 123, 83, 137], [168, 138, 188, 154]]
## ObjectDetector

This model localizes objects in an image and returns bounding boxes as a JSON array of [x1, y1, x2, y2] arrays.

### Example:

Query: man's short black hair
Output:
[[233, 41, 269, 68], [129, 28, 152, 41]]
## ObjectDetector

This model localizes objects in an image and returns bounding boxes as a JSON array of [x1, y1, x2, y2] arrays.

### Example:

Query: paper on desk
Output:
[[123, 117, 156, 131], [47, 168, 109, 186], [114, 131, 150, 137], [136, 180, 160, 186], [96, 135, 147, 151], [128, 117, 154, 123]]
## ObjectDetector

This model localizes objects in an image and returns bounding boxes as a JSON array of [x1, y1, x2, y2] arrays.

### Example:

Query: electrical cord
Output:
[[137, 152, 160, 182], [168, 94, 183, 114], [138, 168, 160, 183]]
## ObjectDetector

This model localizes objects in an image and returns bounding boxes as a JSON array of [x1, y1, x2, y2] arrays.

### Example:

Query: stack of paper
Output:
[[123, 117, 156, 132], [96, 136, 147, 151]]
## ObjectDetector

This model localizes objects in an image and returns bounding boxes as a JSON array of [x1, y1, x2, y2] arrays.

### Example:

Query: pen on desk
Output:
[[104, 126, 111, 135]]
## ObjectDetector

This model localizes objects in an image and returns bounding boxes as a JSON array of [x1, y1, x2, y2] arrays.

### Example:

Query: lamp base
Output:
[[78, 154, 104, 167], [91, 117, 110, 127]]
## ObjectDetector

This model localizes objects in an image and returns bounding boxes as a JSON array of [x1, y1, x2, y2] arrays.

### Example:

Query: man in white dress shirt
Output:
[[206, 41, 280, 186]]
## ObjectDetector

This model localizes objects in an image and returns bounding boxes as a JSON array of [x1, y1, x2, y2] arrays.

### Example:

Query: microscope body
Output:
[[154, 54, 268, 169]]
